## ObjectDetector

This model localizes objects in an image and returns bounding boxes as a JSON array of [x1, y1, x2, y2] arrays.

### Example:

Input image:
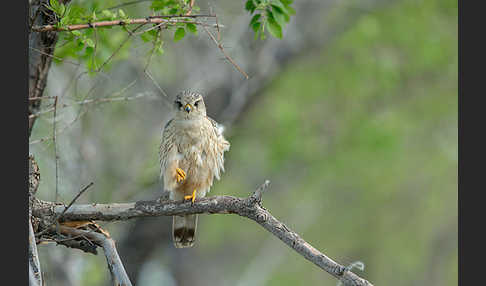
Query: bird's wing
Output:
[[159, 119, 177, 184], [206, 116, 230, 146], [206, 116, 230, 152], [205, 116, 230, 182]]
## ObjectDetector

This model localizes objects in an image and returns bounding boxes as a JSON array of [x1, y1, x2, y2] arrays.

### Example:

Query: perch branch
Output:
[[33, 182, 373, 286], [58, 226, 132, 286]]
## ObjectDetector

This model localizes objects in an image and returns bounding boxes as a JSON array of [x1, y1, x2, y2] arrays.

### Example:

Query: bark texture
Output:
[[29, 0, 70, 136], [33, 182, 373, 286]]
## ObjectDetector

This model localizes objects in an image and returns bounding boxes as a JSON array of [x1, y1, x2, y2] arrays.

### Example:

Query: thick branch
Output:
[[29, 220, 42, 286], [28, 0, 67, 137], [29, 264, 39, 286], [33, 184, 373, 286], [58, 226, 132, 286], [29, 155, 42, 285], [31, 16, 216, 32]]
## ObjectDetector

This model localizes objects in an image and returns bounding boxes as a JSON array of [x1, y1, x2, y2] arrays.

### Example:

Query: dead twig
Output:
[[28, 80, 139, 120], [143, 27, 169, 97], [97, 23, 146, 72], [34, 182, 95, 238], [60, 182, 95, 217], [202, 25, 249, 79], [104, 0, 153, 11], [53, 96, 59, 201]]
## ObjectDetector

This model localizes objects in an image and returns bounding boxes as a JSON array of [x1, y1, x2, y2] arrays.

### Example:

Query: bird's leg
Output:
[[184, 189, 197, 204], [176, 167, 186, 183]]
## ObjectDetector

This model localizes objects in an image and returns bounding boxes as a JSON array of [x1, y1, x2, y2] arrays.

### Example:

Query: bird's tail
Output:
[[172, 214, 198, 248]]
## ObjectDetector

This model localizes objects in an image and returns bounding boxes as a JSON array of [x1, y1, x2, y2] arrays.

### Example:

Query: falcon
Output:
[[159, 91, 230, 248]]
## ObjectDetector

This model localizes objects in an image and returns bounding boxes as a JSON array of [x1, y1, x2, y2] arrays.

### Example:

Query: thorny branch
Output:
[[31, 16, 219, 32], [202, 25, 249, 79], [32, 181, 373, 286]]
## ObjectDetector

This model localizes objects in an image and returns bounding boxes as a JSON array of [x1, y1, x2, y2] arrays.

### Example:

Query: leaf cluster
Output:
[[245, 0, 295, 39], [43, 0, 295, 73]]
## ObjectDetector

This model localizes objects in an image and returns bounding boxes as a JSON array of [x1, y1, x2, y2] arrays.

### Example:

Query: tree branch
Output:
[[31, 16, 218, 32], [29, 263, 39, 286], [29, 219, 42, 286], [28, 0, 69, 137], [58, 226, 132, 286], [202, 25, 249, 79], [33, 182, 373, 286]]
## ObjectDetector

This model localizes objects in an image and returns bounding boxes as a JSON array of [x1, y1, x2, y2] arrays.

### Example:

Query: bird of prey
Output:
[[159, 91, 230, 248]]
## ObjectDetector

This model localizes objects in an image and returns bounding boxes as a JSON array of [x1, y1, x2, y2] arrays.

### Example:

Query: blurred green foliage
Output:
[[33, 0, 457, 285], [202, 0, 457, 285], [49, 0, 294, 73]]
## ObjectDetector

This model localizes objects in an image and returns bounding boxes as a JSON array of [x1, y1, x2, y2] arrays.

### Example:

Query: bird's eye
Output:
[[194, 100, 201, 107], [175, 101, 183, 109]]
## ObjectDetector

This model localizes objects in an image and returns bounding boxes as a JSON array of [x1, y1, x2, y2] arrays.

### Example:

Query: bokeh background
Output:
[[30, 0, 458, 285]]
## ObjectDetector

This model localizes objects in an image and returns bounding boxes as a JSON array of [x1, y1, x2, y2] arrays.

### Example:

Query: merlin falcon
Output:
[[159, 91, 230, 248]]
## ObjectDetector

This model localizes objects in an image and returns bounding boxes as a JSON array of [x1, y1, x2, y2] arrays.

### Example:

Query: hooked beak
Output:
[[184, 104, 192, 113]]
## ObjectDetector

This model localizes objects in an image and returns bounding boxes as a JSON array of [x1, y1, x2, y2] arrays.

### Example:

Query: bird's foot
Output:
[[176, 168, 186, 183], [184, 189, 197, 204]]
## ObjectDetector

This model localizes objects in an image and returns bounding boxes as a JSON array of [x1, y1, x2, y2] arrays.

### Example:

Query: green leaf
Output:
[[118, 9, 126, 18], [48, 0, 58, 10], [101, 9, 113, 19], [245, 0, 256, 13], [66, 6, 84, 23], [174, 27, 186, 42], [75, 38, 85, 51], [48, 0, 59, 13], [249, 14, 261, 27], [59, 4, 66, 16], [63, 6, 72, 20], [140, 32, 152, 42], [285, 5, 296, 15], [280, 0, 293, 5], [271, 7, 287, 26], [155, 45, 164, 55], [84, 38, 95, 48], [251, 21, 261, 33], [84, 46, 94, 57], [169, 7, 179, 14], [270, 0, 287, 13], [48, 0, 66, 16], [59, 16, 69, 26], [266, 17, 282, 39], [186, 23, 198, 35]]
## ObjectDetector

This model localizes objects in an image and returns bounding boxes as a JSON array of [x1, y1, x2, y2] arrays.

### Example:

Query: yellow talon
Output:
[[176, 168, 186, 183], [184, 189, 197, 204]]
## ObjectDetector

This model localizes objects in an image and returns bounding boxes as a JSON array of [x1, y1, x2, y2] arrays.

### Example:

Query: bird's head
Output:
[[173, 91, 207, 119]]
